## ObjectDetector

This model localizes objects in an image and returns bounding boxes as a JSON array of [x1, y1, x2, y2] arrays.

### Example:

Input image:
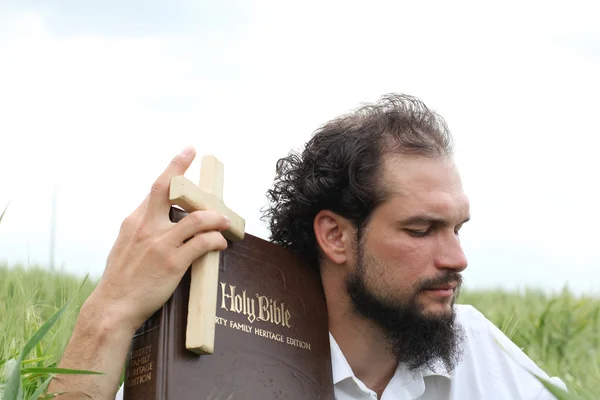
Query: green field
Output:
[[1, 264, 599, 399]]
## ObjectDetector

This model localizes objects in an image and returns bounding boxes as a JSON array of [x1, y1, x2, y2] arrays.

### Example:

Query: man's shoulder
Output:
[[453, 303, 500, 347], [451, 304, 568, 398], [454, 303, 488, 329], [453, 303, 550, 373]]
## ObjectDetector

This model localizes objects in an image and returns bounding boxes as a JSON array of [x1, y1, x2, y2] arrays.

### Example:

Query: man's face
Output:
[[344, 153, 470, 371]]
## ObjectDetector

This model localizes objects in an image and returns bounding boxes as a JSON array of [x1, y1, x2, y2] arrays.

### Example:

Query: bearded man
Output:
[[49, 93, 566, 399]]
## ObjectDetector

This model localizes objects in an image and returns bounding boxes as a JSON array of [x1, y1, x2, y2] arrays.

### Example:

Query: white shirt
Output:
[[115, 304, 566, 399], [331, 304, 567, 400]]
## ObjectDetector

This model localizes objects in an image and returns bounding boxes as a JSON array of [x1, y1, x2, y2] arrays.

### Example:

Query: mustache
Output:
[[417, 272, 463, 291]]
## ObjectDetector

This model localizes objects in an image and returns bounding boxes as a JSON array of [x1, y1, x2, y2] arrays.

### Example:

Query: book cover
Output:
[[123, 206, 335, 399]]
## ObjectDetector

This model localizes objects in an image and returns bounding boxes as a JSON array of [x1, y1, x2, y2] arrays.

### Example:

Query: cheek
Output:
[[368, 232, 431, 285]]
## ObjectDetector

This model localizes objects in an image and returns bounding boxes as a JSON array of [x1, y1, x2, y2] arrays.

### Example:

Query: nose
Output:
[[434, 232, 468, 272]]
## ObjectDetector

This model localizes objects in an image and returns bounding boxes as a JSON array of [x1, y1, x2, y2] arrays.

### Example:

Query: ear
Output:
[[313, 210, 354, 265]]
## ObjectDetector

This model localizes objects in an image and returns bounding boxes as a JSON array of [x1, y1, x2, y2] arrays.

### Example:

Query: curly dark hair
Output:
[[262, 93, 454, 270]]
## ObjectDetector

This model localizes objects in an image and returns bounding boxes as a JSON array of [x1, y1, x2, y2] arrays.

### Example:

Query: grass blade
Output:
[[20, 299, 72, 369], [3, 358, 22, 400], [3, 299, 72, 400], [530, 372, 577, 400], [21, 356, 53, 366], [3, 274, 97, 400], [21, 367, 104, 375], [0, 202, 8, 224], [29, 376, 54, 400]]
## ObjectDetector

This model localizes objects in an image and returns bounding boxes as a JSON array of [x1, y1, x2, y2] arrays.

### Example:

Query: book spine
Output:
[[122, 308, 166, 400], [122, 206, 184, 399]]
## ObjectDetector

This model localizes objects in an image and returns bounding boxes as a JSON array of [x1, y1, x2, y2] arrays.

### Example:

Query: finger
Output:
[[176, 231, 228, 267], [131, 193, 150, 221], [117, 193, 151, 239], [165, 210, 231, 247], [146, 146, 196, 218]]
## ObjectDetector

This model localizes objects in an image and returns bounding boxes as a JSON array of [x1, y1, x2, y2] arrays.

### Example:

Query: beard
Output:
[[344, 242, 466, 375]]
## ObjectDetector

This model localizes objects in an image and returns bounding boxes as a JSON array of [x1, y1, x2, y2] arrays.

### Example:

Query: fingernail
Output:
[[223, 215, 231, 223], [180, 146, 193, 156]]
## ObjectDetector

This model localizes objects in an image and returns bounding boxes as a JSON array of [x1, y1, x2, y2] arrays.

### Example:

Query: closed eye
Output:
[[401, 215, 470, 238], [405, 228, 431, 238]]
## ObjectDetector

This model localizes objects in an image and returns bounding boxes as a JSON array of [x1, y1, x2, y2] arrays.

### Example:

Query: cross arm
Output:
[[169, 175, 245, 242]]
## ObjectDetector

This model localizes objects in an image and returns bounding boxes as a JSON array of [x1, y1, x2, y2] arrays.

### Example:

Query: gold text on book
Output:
[[219, 282, 292, 328]]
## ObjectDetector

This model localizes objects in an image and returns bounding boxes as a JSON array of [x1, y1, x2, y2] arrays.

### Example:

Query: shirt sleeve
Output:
[[483, 315, 569, 399]]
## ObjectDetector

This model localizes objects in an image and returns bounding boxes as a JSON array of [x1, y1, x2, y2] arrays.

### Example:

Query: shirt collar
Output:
[[329, 332, 451, 384], [422, 363, 451, 379], [329, 332, 355, 384]]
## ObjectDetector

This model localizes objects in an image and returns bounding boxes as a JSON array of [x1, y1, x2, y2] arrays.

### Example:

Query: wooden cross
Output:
[[169, 155, 245, 355]]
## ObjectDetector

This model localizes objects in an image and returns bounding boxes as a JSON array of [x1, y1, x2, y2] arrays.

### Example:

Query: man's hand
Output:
[[48, 147, 230, 399], [92, 146, 230, 332]]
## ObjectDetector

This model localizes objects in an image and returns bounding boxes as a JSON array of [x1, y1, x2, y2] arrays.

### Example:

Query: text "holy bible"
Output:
[[219, 282, 292, 328]]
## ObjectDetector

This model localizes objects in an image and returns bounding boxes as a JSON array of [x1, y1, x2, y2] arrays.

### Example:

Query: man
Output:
[[48, 93, 566, 399]]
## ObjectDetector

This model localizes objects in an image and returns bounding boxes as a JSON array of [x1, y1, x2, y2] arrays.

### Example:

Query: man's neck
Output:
[[329, 308, 398, 397]]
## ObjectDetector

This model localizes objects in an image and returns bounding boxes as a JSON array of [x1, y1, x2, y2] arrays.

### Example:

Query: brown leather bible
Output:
[[122, 207, 335, 399]]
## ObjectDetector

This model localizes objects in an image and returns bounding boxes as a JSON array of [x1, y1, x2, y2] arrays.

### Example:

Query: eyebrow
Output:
[[399, 214, 471, 226]]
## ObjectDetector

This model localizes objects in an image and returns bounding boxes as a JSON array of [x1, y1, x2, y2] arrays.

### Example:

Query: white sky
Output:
[[1, 0, 599, 296]]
